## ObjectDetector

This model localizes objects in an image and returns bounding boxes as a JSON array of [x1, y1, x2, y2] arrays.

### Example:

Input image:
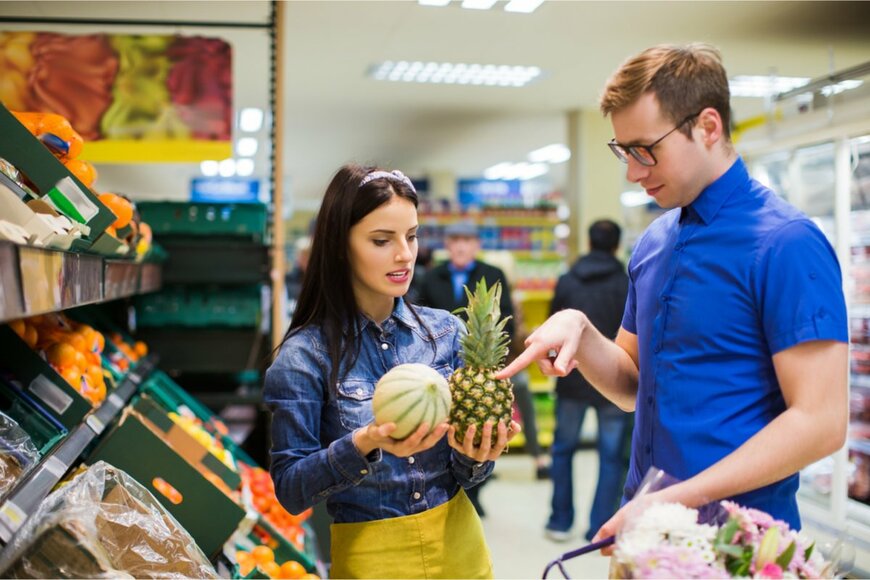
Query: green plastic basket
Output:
[[138, 202, 268, 241]]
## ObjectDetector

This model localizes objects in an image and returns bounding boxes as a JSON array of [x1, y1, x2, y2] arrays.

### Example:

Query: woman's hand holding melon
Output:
[[353, 420, 449, 458], [448, 420, 522, 463]]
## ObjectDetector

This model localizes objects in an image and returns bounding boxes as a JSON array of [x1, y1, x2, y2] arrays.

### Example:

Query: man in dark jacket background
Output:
[[544, 219, 632, 543]]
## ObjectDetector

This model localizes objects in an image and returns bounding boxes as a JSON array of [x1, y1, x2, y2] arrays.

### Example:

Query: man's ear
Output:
[[698, 107, 725, 147]]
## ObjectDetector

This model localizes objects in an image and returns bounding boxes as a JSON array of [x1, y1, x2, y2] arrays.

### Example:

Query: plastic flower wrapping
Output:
[[612, 470, 837, 579]]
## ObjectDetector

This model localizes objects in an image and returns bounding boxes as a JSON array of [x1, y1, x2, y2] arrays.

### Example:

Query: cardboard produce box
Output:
[[87, 407, 246, 557]]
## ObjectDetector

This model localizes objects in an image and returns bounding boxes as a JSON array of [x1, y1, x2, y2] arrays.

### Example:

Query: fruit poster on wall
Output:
[[0, 31, 233, 162]]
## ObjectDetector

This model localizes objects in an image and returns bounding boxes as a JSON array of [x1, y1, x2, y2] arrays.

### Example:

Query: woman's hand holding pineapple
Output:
[[448, 419, 522, 463]]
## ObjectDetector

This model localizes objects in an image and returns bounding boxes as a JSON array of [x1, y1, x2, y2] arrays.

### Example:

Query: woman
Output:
[[264, 164, 518, 578]]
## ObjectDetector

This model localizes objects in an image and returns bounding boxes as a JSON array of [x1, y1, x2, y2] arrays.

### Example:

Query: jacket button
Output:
[[408, 456, 415, 464], [413, 492, 421, 500], [360, 469, 368, 475], [356, 388, 364, 396], [381, 343, 389, 350]]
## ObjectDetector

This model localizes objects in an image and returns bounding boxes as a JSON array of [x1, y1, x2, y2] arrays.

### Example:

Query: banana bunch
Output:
[[0, 33, 36, 111], [101, 35, 179, 139]]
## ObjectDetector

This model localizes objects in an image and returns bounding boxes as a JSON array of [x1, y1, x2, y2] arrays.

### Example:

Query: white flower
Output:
[[616, 502, 718, 564]]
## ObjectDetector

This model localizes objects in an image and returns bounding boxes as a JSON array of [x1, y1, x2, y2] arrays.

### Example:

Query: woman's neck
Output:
[[358, 297, 395, 326]]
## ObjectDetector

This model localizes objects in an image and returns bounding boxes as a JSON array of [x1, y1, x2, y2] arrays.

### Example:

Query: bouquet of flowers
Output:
[[613, 499, 830, 579]]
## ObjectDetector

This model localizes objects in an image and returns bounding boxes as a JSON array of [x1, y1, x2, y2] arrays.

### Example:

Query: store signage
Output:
[[457, 179, 522, 208], [190, 178, 260, 203]]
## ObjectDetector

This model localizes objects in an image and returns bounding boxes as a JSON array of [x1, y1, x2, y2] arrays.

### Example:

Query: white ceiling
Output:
[[2, 1, 870, 209]]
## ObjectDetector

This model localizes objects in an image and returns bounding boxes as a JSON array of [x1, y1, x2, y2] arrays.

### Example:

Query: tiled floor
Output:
[[480, 450, 612, 579]]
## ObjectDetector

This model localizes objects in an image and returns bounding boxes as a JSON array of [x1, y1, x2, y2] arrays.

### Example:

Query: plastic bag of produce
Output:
[[0, 410, 40, 498], [2, 460, 217, 578]]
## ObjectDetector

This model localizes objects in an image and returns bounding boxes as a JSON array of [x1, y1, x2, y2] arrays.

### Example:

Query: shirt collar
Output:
[[448, 260, 476, 275], [686, 156, 749, 225], [354, 298, 419, 336]]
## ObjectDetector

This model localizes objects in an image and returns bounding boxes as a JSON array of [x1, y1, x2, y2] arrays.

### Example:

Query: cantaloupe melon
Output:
[[372, 363, 451, 440]]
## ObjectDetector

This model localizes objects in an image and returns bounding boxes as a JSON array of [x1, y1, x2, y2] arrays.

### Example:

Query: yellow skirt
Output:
[[330, 488, 493, 579]]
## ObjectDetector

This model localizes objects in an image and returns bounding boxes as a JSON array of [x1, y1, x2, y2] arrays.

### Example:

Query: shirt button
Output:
[[408, 457, 415, 464], [360, 469, 368, 475], [356, 388, 364, 396], [413, 492, 421, 500], [661, 295, 669, 303], [381, 343, 389, 350]]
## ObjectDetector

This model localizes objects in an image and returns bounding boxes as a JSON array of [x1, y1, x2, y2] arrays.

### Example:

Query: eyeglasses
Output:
[[607, 111, 702, 167]]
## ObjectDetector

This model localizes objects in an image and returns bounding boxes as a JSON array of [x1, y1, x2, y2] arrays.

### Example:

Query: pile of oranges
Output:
[[105, 331, 147, 373], [11, 111, 97, 187], [234, 546, 317, 579], [241, 466, 312, 550], [9, 313, 108, 406]]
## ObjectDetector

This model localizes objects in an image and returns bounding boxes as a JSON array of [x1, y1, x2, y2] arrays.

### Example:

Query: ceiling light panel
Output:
[[528, 143, 570, 164], [369, 61, 542, 87], [729, 75, 810, 98], [504, 0, 545, 13]]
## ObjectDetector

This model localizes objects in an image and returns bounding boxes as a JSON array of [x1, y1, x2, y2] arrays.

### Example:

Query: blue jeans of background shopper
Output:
[[546, 398, 631, 540]]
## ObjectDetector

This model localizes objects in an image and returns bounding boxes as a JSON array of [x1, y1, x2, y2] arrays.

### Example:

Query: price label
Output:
[[0, 501, 26, 533], [108, 393, 124, 409], [41, 456, 66, 479], [86, 415, 105, 435]]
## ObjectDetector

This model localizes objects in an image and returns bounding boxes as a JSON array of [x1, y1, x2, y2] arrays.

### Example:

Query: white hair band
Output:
[[359, 170, 416, 193]]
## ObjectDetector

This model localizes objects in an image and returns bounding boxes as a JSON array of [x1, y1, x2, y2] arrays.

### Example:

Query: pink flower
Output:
[[757, 562, 784, 579]]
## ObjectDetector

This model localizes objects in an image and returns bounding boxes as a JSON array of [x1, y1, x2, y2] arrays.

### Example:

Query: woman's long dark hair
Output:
[[280, 164, 431, 393]]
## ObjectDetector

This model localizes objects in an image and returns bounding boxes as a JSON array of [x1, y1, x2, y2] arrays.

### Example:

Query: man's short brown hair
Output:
[[600, 43, 731, 140]]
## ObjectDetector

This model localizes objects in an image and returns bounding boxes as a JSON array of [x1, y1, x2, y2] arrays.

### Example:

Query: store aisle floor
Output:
[[481, 450, 612, 579]]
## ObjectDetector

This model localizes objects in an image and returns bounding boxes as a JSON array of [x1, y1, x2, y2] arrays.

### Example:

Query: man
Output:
[[545, 219, 631, 543], [418, 220, 513, 516], [499, 43, 847, 544]]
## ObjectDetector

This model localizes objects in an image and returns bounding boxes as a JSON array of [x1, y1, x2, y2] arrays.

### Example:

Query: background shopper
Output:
[[544, 219, 631, 543]]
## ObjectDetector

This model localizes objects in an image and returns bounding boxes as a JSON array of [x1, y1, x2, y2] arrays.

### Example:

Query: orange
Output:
[[300, 574, 320, 579], [46, 342, 77, 367], [23, 324, 38, 349], [279, 560, 306, 579], [38, 113, 74, 141], [250, 545, 274, 566], [9, 319, 25, 339], [93, 331, 105, 353], [133, 341, 148, 357], [73, 349, 88, 369], [259, 561, 281, 579], [66, 130, 83, 159], [58, 365, 82, 388], [67, 331, 87, 352], [63, 158, 97, 187], [98, 193, 133, 229], [11, 111, 42, 134]]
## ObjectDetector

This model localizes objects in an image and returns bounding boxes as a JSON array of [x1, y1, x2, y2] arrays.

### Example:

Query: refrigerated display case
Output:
[[748, 132, 870, 576]]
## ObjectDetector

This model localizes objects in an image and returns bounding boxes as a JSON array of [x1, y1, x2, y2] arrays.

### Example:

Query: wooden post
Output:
[[270, 0, 287, 353]]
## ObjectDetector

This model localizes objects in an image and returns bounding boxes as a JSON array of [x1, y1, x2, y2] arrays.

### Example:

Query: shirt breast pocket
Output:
[[336, 379, 376, 431]]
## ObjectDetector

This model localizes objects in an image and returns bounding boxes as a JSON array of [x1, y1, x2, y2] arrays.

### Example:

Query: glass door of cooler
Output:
[[847, 136, 870, 527], [753, 141, 839, 514]]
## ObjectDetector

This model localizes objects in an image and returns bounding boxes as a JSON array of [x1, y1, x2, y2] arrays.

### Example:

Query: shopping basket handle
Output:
[[541, 535, 615, 579]]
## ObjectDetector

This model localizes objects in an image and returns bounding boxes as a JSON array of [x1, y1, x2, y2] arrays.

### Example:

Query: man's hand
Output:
[[354, 421, 449, 458], [496, 309, 586, 380], [591, 503, 630, 555], [447, 420, 522, 462]]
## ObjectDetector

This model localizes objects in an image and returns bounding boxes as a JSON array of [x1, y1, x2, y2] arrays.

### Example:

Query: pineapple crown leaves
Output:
[[454, 278, 512, 369]]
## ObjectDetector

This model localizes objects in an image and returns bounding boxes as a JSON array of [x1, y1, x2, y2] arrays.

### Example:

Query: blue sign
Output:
[[457, 179, 522, 208], [191, 178, 261, 203]]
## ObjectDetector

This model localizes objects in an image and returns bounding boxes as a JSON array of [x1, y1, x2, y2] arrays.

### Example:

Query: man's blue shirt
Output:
[[621, 157, 848, 529]]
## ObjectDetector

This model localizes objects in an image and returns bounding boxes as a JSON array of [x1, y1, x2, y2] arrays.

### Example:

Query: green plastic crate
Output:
[[135, 285, 262, 328], [0, 379, 68, 456], [138, 202, 268, 241]]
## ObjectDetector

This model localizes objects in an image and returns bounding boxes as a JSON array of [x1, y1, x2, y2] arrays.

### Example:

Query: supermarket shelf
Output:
[[0, 354, 157, 546], [0, 241, 162, 325], [419, 215, 561, 228]]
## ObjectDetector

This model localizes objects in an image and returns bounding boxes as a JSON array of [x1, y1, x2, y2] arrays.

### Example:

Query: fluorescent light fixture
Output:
[[236, 138, 258, 157], [418, 0, 451, 5], [528, 143, 570, 164], [200, 160, 219, 177], [820, 79, 863, 97], [461, 0, 498, 8], [620, 190, 652, 208], [505, 0, 545, 12], [483, 161, 548, 181], [239, 107, 264, 132], [729, 75, 810, 98], [369, 61, 542, 87], [236, 158, 255, 177], [554, 223, 570, 239], [218, 158, 236, 178]]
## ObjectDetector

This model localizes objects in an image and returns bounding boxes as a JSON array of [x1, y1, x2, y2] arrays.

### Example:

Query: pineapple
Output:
[[449, 279, 514, 447]]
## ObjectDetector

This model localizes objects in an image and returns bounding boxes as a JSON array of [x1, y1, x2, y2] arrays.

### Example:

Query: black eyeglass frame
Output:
[[607, 110, 703, 167]]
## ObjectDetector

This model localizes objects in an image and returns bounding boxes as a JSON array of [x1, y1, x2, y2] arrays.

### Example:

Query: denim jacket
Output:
[[264, 299, 494, 524]]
